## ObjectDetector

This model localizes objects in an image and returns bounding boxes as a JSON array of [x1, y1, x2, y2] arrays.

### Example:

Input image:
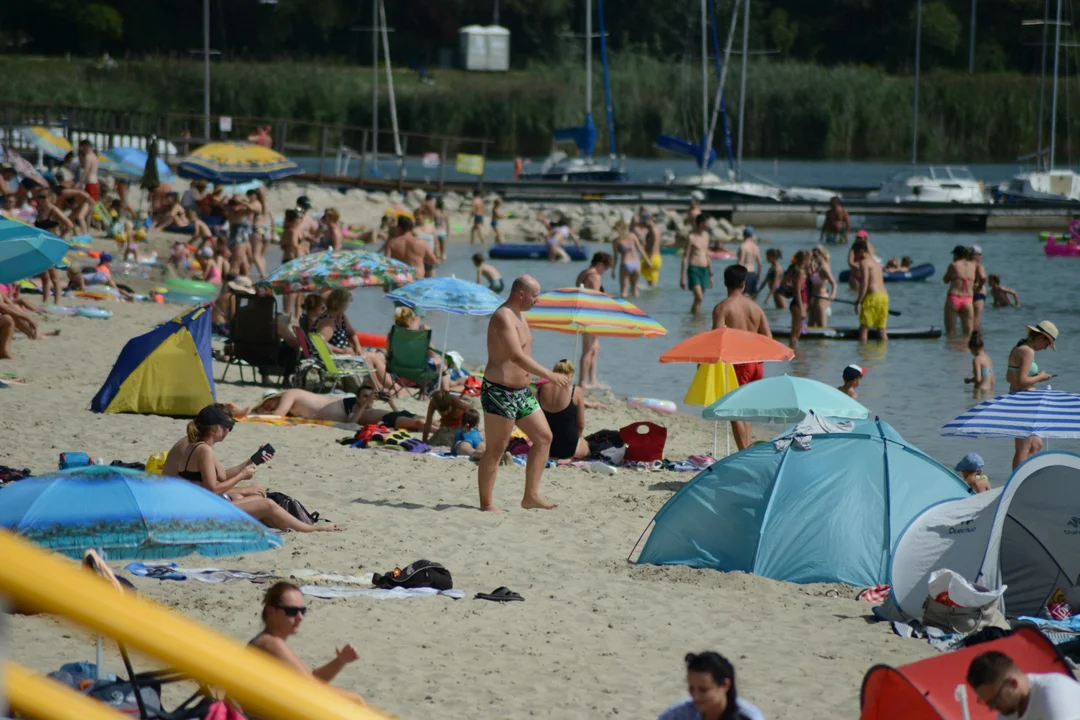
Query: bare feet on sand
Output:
[[521, 496, 559, 510], [480, 504, 504, 513], [315, 524, 342, 531]]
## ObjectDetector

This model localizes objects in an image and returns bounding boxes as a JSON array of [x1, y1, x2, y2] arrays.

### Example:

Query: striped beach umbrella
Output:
[[524, 287, 666, 338], [941, 389, 1080, 439], [178, 142, 301, 183], [100, 146, 175, 184], [16, 126, 72, 161]]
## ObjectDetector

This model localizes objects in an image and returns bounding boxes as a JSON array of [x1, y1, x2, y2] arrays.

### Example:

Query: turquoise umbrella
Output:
[[702, 375, 870, 422], [0, 218, 71, 284]]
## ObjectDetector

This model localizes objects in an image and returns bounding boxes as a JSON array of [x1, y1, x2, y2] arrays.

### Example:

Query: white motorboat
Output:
[[868, 166, 987, 204], [997, 170, 1080, 203]]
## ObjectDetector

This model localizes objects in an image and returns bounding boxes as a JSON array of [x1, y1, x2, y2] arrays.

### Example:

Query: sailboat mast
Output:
[[702, 0, 708, 141], [585, 0, 593, 136], [1050, 0, 1062, 171], [912, 0, 922, 164], [371, 0, 379, 171], [1037, 0, 1050, 170], [736, 0, 749, 180]]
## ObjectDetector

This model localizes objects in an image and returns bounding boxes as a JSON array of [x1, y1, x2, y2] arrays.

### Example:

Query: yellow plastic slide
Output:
[[0, 530, 390, 720], [4, 661, 130, 720]]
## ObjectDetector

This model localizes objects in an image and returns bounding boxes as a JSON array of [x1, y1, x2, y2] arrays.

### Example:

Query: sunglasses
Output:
[[276, 605, 307, 617]]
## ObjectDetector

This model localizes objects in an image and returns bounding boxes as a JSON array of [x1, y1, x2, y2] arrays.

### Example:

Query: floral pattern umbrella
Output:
[[256, 250, 414, 294]]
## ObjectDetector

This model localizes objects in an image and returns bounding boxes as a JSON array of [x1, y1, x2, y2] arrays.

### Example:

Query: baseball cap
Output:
[[954, 452, 984, 473], [743, 226, 755, 237], [1025, 320, 1059, 350], [842, 364, 866, 382], [195, 404, 235, 430], [296, 195, 312, 210], [969, 244, 983, 255], [100, 253, 113, 263], [855, 229, 869, 239]]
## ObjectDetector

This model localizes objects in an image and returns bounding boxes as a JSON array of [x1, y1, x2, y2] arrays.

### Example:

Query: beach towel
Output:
[[299, 584, 465, 600], [238, 414, 357, 430], [288, 569, 374, 585], [858, 584, 892, 603], [125, 562, 277, 584], [773, 412, 855, 451]]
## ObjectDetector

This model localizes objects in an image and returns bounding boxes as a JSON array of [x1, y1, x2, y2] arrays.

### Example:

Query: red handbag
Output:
[[619, 422, 667, 462]]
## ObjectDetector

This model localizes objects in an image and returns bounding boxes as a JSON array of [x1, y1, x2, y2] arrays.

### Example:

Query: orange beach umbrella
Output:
[[659, 328, 794, 365]]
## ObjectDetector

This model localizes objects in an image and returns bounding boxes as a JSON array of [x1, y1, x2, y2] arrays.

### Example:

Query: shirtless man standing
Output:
[[736, 226, 762, 297], [76, 140, 100, 202], [478, 276, 569, 512], [852, 238, 889, 343], [470, 190, 486, 245], [680, 213, 714, 315], [711, 264, 772, 451], [383, 216, 438, 279], [640, 213, 663, 288], [820, 196, 850, 245]]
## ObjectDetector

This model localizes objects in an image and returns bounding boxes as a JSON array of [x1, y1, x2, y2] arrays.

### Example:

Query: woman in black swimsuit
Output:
[[537, 359, 590, 461], [161, 405, 338, 532]]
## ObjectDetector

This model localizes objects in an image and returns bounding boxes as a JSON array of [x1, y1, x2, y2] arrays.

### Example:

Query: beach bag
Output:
[[586, 429, 624, 460], [372, 560, 453, 591], [921, 569, 1009, 634], [59, 452, 92, 470], [619, 422, 667, 463], [145, 451, 168, 475], [267, 492, 320, 524]]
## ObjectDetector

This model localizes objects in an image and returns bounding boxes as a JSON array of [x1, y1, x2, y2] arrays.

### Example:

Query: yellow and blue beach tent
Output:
[[91, 305, 215, 416]]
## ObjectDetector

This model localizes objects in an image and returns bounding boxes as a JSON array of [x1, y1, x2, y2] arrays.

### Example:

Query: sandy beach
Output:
[[0, 191, 940, 720]]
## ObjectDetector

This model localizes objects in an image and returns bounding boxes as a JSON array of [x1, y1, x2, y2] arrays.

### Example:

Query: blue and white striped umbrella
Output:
[[941, 390, 1080, 439]]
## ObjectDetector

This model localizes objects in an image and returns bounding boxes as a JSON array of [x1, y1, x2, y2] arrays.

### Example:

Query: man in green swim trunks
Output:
[[478, 275, 569, 513], [680, 213, 714, 314]]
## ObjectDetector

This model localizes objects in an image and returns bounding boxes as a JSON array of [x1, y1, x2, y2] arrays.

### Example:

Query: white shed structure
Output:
[[459, 25, 510, 71]]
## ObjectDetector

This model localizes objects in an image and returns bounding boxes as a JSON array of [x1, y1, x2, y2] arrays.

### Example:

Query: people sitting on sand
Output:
[[161, 404, 337, 532], [202, 244, 230, 285], [316, 288, 393, 393], [210, 275, 256, 336], [955, 452, 990, 493], [423, 389, 473, 445], [452, 409, 486, 459], [658, 651, 766, 720], [838, 364, 865, 399], [150, 192, 187, 231], [473, 253, 504, 293], [964, 329, 994, 392], [65, 265, 87, 292], [34, 188, 75, 238], [249, 582, 366, 706], [0, 290, 40, 340], [228, 387, 422, 430], [186, 209, 213, 244], [537, 359, 590, 461], [988, 274, 1021, 308]]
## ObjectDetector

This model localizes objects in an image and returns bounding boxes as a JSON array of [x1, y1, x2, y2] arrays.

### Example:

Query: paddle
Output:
[[827, 297, 902, 317]]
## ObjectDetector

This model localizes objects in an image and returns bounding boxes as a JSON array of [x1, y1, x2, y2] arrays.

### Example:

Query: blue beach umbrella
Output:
[[0, 218, 71, 284], [16, 126, 72, 161], [100, 146, 176, 184], [942, 389, 1080, 440], [702, 375, 870, 423], [0, 465, 282, 560], [385, 276, 503, 316]]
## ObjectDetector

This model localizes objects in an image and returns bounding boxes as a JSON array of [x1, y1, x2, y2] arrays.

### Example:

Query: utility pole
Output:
[[968, 0, 977, 73], [493, 0, 499, 25], [912, 0, 922, 165], [736, 0, 750, 180], [1050, 0, 1062, 170], [203, 0, 211, 141]]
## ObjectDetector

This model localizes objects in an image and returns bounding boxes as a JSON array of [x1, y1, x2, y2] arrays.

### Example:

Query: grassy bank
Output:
[[0, 54, 1068, 162]]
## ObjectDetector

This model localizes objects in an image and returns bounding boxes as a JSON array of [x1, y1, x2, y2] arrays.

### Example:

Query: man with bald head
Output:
[[478, 275, 569, 512]]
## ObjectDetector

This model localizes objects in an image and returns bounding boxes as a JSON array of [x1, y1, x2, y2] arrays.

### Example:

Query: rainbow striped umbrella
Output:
[[524, 287, 666, 338]]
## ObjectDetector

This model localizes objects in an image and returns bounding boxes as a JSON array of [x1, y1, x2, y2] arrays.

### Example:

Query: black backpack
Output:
[[267, 491, 321, 525], [372, 560, 453, 590]]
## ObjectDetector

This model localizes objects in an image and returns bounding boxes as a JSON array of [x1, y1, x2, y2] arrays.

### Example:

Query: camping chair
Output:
[[220, 295, 287, 386], [306, 331, 369, 394], [386, 325, 440, 399]]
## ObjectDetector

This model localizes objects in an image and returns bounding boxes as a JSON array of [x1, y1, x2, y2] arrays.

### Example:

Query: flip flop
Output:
[[475, 587, 524, 602]]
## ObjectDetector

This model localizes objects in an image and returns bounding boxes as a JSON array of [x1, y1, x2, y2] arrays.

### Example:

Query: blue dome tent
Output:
[[633, 419, 972, 586]]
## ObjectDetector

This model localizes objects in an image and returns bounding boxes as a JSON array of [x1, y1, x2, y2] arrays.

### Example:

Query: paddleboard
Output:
[[771, 326, 942, 340]]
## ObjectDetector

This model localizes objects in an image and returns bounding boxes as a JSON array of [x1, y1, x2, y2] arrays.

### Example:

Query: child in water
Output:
[[964, 329, 994, 392], [955, 452, 991, 493], [987, 274, 1021, 308], [472, 253, 504, 292], [838, 364, 865, 399]]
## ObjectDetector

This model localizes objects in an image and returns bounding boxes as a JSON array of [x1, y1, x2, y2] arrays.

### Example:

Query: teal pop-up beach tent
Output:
[[632, 419, 971, 587]]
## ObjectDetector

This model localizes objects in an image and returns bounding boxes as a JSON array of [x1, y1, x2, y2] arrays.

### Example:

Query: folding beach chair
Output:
[[220, 295, 288, 386], [306, 332, 369, 394], [386, 325, 440, 399]]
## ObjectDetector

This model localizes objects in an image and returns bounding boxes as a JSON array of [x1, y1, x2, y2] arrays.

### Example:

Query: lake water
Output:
[[322, 227, 1077, 482]]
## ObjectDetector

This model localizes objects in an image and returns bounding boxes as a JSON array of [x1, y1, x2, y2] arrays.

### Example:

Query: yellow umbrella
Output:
[[177, 142, 300, 183], [17, 126, 73, 161], [684, 361, 740, 407]]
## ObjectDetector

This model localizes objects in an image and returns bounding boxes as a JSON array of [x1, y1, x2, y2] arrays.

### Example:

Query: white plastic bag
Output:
[[928, 569, 1006, 609], [600, 445, 626, 465]]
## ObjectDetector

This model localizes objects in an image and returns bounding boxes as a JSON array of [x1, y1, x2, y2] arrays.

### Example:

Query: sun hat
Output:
[[1025, 320, 1059, 350], [969, 244, 983, 255], [842, 364, 866, 382], [227, 276, 256, 294], [195, 405, 235, 430], [954, 452, 985, 473]]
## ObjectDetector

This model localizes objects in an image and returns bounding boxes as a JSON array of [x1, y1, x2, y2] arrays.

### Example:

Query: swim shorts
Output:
[[824, 231, 846, 245], [859, 292, 889, 329], [488, 278, 505, 293], [641, 253, 662, 285], [734, 361, 764, 386], [687, 265, 710, 290], [744, 271, 759, 297], [473, 215, 484, 226], [973, 292, 987, 303], [481, 378, 540, 421]]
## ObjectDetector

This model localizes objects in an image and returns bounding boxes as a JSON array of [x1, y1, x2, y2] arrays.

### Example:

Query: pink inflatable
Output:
[[1044, 236, 1080, 257]]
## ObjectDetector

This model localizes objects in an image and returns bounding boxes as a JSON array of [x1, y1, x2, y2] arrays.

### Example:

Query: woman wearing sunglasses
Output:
[[250, 582, 366, 706]]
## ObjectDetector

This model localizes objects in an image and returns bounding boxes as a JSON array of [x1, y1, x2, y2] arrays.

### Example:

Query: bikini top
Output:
[[1007, 341, 1039, 377], [178, 441, 207, 485]]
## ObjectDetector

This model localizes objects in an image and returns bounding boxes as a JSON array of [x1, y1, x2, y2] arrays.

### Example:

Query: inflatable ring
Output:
[[165, 278, 217, 296], [75, 307, 113, 319], [356, 332, 387, 349], [626, 397, 677, 415]]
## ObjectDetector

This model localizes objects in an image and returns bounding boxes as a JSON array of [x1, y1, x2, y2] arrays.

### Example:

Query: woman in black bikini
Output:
[[537, 359, 590, 461], [248, 581, 367, 706], [161, 405, 338, 532]]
